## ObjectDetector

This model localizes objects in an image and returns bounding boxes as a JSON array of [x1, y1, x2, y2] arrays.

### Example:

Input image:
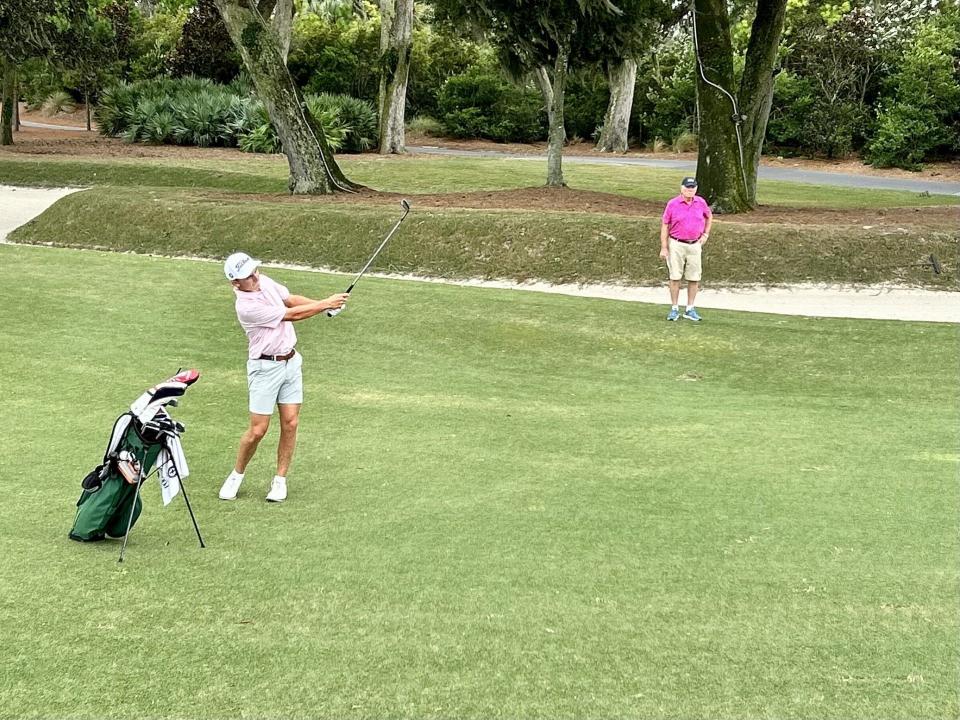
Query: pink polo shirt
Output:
[[662, 195, 712, 241], [234, 274, 297, 359]]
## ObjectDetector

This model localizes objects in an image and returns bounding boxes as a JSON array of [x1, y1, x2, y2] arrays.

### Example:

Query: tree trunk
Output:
[[534, 43, 570, 188], [271, 0, 293, 63], [1, 58, 14, 146], [378, 0, 413, 154], [85, 91, 92, 131], [14, 74, 19, 132], [213, 0, 359, 194], [596, 57, 636, 153], [693, 0, 787, 213], [737, 0, 788, 202]]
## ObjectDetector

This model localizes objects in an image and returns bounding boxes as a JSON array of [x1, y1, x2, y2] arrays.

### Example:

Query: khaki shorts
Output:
[[667, 238, 703, 281], [246, 351, 304, 415]]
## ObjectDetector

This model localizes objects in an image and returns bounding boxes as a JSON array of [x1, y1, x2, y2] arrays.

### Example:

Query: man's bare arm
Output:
[[282, 293, 349, 321]]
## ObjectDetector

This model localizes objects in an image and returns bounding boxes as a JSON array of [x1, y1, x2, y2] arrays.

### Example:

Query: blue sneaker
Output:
[[666, 308, 680, 321], [683, 308, 702, 322]]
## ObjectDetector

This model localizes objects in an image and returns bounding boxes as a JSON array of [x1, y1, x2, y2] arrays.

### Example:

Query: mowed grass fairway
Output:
[[0, 243, 956, 719]]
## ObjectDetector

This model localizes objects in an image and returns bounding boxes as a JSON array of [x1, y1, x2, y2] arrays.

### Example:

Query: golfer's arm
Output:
[[660, 222, 670, 250], [283, 300, 332, 321], [285, 294, 315, 307], [703, 215, 713, 237]]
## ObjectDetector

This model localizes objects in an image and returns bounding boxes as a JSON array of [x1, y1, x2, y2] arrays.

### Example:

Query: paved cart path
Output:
[[1, 184, 956, 323], [410, 145, 960, 196]]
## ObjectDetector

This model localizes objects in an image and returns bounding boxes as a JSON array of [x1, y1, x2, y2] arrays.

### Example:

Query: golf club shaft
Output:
[[327, 202, 410, 317], [346, 210, 407, 290]]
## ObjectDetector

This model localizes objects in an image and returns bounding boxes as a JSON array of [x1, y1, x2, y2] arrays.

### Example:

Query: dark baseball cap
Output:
[[681, 177, 698, 188]]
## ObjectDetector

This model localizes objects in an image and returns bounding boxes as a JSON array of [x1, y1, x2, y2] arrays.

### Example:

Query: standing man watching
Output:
[[660, 177, 712, 322], [219, 252, 349, 503]]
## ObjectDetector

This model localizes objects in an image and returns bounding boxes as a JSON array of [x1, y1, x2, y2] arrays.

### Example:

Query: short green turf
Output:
[[0, 244, 956, 719]]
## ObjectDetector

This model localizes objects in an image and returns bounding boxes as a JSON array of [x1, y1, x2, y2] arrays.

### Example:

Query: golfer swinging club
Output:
[[219, 252, 349, 502]]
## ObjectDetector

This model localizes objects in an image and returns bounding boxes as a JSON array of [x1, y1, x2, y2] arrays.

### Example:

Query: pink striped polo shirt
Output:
[[662, 195, 712, 241]]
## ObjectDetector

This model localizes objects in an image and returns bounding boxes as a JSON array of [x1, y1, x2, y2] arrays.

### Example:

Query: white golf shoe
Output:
[[218, 473, 243, 500], [266, 477, 287, 503]]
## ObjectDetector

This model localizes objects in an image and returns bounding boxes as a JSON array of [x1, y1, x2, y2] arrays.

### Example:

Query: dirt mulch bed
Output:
[[3, 127, 247, 160]]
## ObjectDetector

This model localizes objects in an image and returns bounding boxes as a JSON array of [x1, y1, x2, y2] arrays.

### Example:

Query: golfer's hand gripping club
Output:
[[327, 199, 411, 318]]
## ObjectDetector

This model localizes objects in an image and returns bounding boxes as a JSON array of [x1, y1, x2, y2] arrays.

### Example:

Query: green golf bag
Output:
[[69, 420, 165, 542], [68, 369, 203, 557]]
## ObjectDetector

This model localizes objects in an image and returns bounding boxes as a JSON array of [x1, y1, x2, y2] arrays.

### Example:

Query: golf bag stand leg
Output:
[[176, 471, 205, 548], [118, 469, 148, 563]]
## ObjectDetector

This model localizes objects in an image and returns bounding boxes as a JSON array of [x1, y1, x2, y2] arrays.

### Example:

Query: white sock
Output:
[[671, 305, 679, 311], [686, 305, 695, 311], [230, 470, 244, 481], [273, 475, 286, 483]]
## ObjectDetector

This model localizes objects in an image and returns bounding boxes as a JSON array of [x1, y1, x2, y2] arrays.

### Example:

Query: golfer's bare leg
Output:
[[669, 279, 681, 305], [276, 403, 301, 477], [687, 281, 699, 308], [234, 413, 272, 473]]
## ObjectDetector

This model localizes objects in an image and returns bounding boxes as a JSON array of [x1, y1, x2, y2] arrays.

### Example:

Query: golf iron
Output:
[[327, 199, 411, 317]]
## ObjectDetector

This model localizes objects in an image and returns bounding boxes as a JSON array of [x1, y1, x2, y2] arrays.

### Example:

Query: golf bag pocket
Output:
[[80, 464, 109, 495]]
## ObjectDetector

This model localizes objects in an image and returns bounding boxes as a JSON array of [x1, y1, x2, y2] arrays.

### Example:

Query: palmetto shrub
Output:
[[95, 76, 375, 152], [304, 92, 377, 152], [94, 83, 138, 136], [42, 90, 77, 116], [238, 123, 282, 154], [170, 88, 235, 147]]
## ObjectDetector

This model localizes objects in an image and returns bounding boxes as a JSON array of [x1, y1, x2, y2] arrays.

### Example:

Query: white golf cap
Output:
[[224, 252, 261, 280]]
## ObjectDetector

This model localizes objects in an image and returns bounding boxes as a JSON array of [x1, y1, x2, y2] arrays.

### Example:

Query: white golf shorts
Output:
[[246, 351, 304, 415]]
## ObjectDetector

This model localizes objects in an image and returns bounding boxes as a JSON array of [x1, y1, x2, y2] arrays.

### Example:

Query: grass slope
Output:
[[0, 244, 956, 719], [11, 186, 958, 288]]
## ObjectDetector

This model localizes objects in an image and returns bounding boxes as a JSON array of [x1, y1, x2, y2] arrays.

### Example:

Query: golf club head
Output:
[[929, 254, 942, 275], [401, 198, 411, 212]]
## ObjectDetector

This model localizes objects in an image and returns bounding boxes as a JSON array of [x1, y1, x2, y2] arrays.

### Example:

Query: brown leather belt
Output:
[[670, 236, 699, 244], [259, 350, 296, 362]]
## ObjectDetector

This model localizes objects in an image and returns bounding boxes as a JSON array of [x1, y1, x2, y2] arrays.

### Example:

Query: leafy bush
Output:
[[672, 130, 697, 153], [437, 70, 545, 143], [227, 95, 269, 137], [141, 110, 178, 145], [96, 76, 378, 153], [866, 15, 960, 168], [168, 0, 241, 84], [766, 71, 815, 150], [288, 13, 380, 104], [94, 82, 138, 135], [633, 40, 696, 146], [564, 68, 609, 142], [407, 115, 443, 137], [17, 58, 65, 110], [408, 25, 490, 119], [867, 103, 951, 170], [170, 88, 235, 147], [42, 90, 77, 116], [238, 124, 282, 154], [304, 92, 377, 153], [128, 5, 188, 81], [121, 97, 172, 143]]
